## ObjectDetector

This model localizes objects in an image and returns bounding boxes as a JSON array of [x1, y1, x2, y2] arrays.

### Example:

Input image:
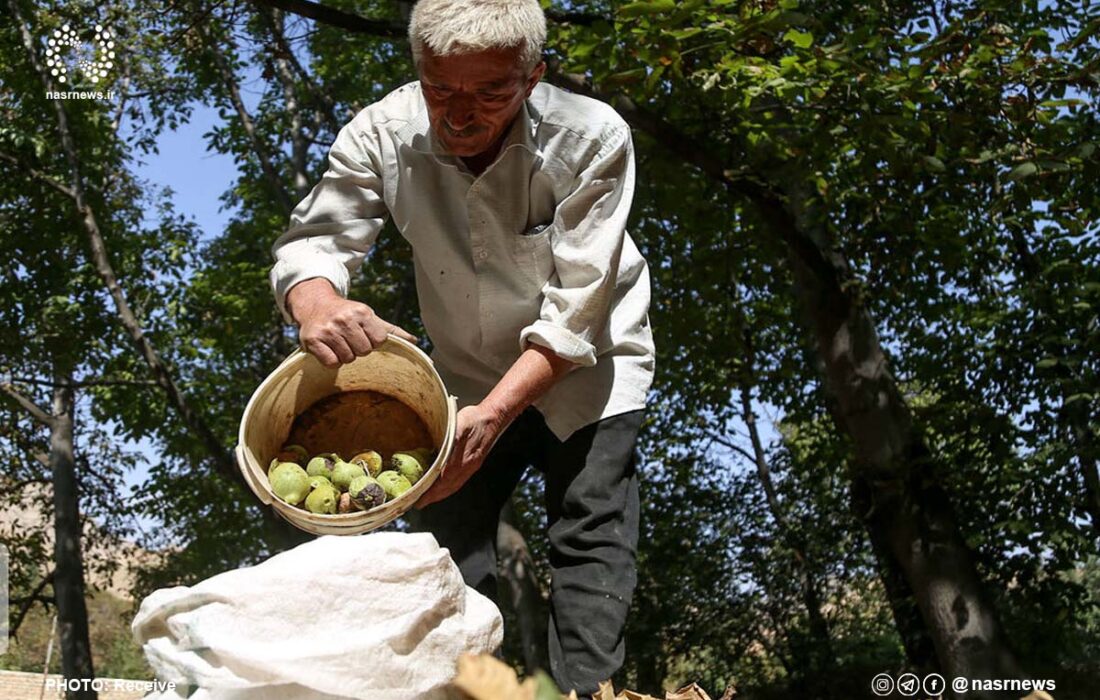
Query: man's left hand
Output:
[[415, 404, 505, 508]]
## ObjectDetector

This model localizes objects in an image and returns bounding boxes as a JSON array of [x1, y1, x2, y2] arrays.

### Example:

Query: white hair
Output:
[[408, 0, 547, 72]]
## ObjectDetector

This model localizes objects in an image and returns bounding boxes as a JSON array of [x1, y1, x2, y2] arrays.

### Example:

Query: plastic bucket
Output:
[[235, 336, 457, 536]]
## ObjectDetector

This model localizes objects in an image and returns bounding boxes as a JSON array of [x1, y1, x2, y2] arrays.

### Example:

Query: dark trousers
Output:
[[410, 407, 643, 695]]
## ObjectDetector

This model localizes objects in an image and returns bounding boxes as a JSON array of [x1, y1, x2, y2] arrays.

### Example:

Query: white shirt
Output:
[[270, 81, 655, 441]]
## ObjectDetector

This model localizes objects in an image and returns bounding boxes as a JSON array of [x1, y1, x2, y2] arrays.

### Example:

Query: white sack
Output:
[[132, 532, 502, 700]]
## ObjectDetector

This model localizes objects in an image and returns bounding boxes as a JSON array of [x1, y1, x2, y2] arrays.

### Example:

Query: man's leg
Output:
[[540, 410, 644, 695], [407, 408, 541, 602]]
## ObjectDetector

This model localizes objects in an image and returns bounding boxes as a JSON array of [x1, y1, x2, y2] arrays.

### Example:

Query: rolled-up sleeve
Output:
[[519, 124, 635, 366], [269, 118, 388, 323]]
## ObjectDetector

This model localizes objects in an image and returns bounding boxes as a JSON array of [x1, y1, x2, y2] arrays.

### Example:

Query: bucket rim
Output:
[[234, 335, 457, 534]]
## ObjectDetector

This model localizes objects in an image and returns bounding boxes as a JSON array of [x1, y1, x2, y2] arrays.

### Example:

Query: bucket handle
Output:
[[278, 334, 434, 368]]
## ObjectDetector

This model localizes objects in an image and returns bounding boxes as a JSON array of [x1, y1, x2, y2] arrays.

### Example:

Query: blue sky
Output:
[[135, 104, 238, 242]]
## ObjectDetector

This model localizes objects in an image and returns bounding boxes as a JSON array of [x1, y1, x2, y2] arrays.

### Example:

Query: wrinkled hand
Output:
[[416, 404, 504, 508], [289, 281, 416, 368]]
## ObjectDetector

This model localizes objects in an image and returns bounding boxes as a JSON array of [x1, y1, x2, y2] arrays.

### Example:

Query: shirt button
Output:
[[476, 250, 489, 261]]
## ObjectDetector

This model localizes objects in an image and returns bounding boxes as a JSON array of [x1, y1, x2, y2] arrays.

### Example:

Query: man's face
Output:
[[418, 45, 545, 159]]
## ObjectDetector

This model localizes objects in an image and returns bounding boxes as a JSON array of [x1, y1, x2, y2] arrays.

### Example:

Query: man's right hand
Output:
[[287, 278, 418, 368]]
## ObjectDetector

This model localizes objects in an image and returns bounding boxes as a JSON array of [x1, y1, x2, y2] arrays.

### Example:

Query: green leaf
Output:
[[783, 29, 814, 48], [1036, 358, 1060, 369], [1038, 98, 1085, 108], [532, 672, 561, 700], [668, 27, 705, 40], [645, 65, 666, 93], [604, 68, 648, 85], [618, 0, 676, 18], [922, 155, 946, 172], [1007, 162, 1037, 181], [1037, 159, 1070, 173]]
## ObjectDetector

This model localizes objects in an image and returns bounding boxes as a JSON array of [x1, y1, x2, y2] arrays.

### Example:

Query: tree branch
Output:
[[7, 375, 158, 389], [0, 423, 51, 468], [252, 0, 405, 38], [0, 476, 52, 496], [269, 10, 312, 200], [194, 19, 296, 215], [8, 569, 55, 640], [708, 432, 758, 465], [258, 4, 348, 130], [0, 382, 56, 428], [0, 150, 78, 200]]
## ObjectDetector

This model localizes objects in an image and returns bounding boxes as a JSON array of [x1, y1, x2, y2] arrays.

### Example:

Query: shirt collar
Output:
[[395, 82, 542, 162]]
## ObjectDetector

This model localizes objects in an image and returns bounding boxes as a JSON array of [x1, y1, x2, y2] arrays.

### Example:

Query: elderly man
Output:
[[269, 0, 654, 692]]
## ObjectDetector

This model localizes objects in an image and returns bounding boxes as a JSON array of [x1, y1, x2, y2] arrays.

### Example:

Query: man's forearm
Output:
[[481, 344, 576, 428], [285, 277, 342, 324]]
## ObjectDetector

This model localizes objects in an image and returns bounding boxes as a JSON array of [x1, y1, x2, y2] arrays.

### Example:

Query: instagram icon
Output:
[[871, 673, 894, 696]]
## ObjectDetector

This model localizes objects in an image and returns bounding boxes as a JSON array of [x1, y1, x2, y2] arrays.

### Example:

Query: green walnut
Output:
[[284, 444, 309, 460], [269, 462, 310, 506], [348, 475, 386, 510], [276, 444, 308, 464], [304, 484, 338, 514], [350, 450, 383, 477], [308, 475, 334, 492], [306, 453, 339, 479], [410, 447, 434, 466], [377, 471, 413, 500], [390, 452, 425, 484], [331, 459, 366, 491], [352, 457, 379, 480]]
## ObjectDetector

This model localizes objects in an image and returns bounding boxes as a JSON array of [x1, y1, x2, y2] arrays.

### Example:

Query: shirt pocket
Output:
[[512, 223, 555, 289]]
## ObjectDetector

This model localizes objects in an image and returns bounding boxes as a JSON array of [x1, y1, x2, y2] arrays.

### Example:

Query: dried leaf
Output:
[[594, 681, 617, 700], [666, 684, 713, 700], [452, 654, 719, 700], [452, 654, 533, 700]]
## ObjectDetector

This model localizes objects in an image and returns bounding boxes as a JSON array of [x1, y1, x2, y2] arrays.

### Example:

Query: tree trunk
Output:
[[48, 372, 97, 700], [496, 501, 549, 673], [764, 179, 1022, 694], [850, 474, 938, 671]]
